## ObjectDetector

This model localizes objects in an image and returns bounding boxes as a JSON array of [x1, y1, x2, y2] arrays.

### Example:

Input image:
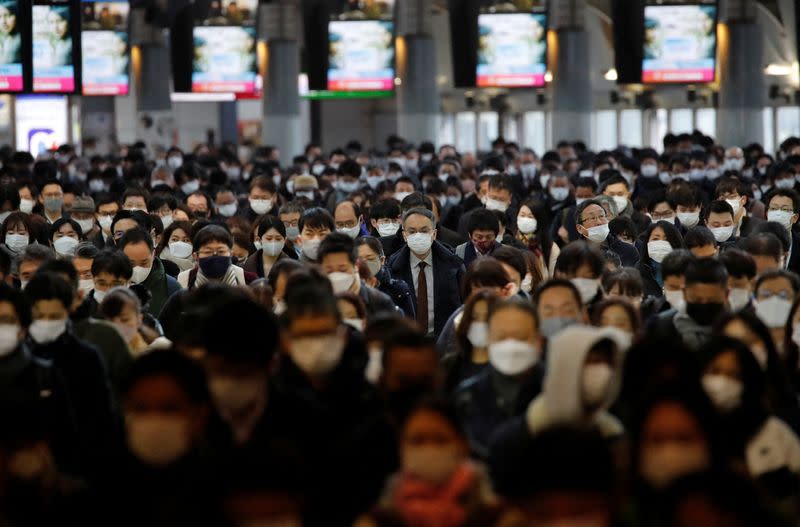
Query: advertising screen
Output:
[[642, 3, 717, 83], [477, 12, 547, 88], [202, 0, 257, 26], [15, 95, 68, 154], [81, 0, 128, 95], [32, 0, 79, 92], [192, 25, 257, 94], [0, 0, 23, 91], [327, 19, 394, 92]]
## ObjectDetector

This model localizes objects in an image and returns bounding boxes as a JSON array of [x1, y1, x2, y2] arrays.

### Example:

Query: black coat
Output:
[[388, 241, 466, 337], [375, 267, 415, 318], [787, 230, 800, 275], [358, 282, 397, 317], [636, 259, 663, 298]]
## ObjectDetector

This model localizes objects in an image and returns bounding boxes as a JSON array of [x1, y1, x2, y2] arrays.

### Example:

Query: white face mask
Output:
[[365, 348, 383, 384], [93, 288, 108, 303], [664, 290, 686, 314], [377, 222, 400, 237], [98, 215, 113, 231], [262, 240, 284, 257], [249, 198, 273, 215], [571, 277, 600, 304], [754, 296, 793, 329], [485, 197, 509, 213], [406, 232, 433, 255], [728, 287, 751, 311], [19, 198, 34, 214], [301, 238, 322, 261], [582, 223, 609, 243], [640, 443, 709, 489], [702, 373, 743, 412], [169, 241, 193, 259], [394, 191, 412, 202], [126, 414, 190, 467], [466, 321, 488, 348], [328, 271, 356, 294], [131, 265, 152, 284], [517, 216, 537, 234], [209, 375, 264, 413], [289, 332, 345, 377], [29, 319, 67, 344], [709, 225, 733, 243], [75, 218, 95, 234], [488, 338, 538, 376], [53, 236, 79, 256], [582, 363, 613, 407], [218, 203, 238, 217], [180, 180, 199, 194], [520, 273, 533, 294], [767, 210, 793, 230], [402, 445, 463, 485], [336, 225, 361, 239], [5, 233, 28, 253], [641, 164, 658, 177], [611, 195, 628, 213], [78, 278, 94, 296], [549, 187, 569, 202], [725, 198, 742, 216], [0, 324, 19, 356], [676, 211, 700, 228], [775, 178, 796, 190], [647, 240, 672, 264]]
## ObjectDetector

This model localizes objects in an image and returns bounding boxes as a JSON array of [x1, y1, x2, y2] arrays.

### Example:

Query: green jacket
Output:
[[141, 257, 182, 317]]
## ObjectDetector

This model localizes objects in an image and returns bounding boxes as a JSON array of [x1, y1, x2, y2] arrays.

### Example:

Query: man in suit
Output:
[[765, 189, 800, 274], [388, 207, 465, 338], [379, 193, 460, 257]]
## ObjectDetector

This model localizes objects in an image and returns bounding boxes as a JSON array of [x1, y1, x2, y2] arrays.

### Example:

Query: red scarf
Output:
[[393, 463, 476, 527]]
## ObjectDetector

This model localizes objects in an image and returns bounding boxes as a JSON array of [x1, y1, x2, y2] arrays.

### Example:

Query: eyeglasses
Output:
[[197, 248, 231, 258], [580, 214, 607, 225], [768, 206, 794, 213], [651, 211, 675, 220]]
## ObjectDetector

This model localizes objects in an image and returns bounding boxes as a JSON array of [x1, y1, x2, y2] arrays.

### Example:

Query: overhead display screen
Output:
[[32, 0, 80, 92], [642, 3, 717, 83], [192, 0, 258, 94], [476, 12, 547, 88], [327, 19, 394, 92], [0, 0, 23, 92], [15, 95, 68, 154], [81, 0, 129, 95]]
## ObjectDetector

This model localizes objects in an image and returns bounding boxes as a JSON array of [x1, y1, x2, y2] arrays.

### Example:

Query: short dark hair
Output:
[[532, 278, 583, 310], [354, 236, 385, 258], [752, 222, 791, 253], [755, 269, 800, 295], [50, 218, 83, 239], [591, 298, 641, 334], [601, 173, 629, 191], [602, 268, 643, 297], [192, 224, 233, 251], [91, 249, 133, 279], [685, 258, 728, 288], [203, 296, 278, 367], [608, 216, 637, 241], [118, 227, 155, 252], [684, 226, 716, 250], [37, 259, 79, 289], [317, 232, 356, 265], [555, 241, 604, 278], [122, 350, 210, 404], [298, 207, 335, 233], [492, 246, 527, 281], [705, 200, 735, 222], [739, 233, 783, 262], [662, 249, 693, 280], [24, 271, 73, 309], [766, 188, 800, 213], [575, 199, 606, 225], [488, 296, 539, 330], [256, 216, 287, 238], [467, 208, 500, 236], [462, 257, 510, 299], [0, 281, 31, 327], [719, 248, 757, 280], [369, 199, 401, 222], [488, 173, 514, 193]]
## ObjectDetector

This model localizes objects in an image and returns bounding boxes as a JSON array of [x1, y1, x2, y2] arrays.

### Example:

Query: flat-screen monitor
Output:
[[476, 12, 547, 88], [15, 95, 68, 153], [0, 0, 23, 92], [201, 0, 257, 26], [32, 0, 80, 92], [327, 19, 394, 93], [192, 25, 257, 94], [642, 3, 717, 84], [81, 0, 129, 95]]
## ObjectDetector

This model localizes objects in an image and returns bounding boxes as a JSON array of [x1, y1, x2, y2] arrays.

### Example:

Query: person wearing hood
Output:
[[271, 267, 396, 527], [454, 297, 544, 459], [699, 336, 800, 499], [649, 257, 729, 351]]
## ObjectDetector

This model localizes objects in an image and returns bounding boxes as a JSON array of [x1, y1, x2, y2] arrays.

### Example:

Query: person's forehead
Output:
[[581, 204, 603, 217], [187, 195, 206, 204], [321, 252, 350, 265], [124, 241, 150, 254], [201, 240, 230, 249], [653, 202, 673, 211], [770, 195, 793, 208], [539, 285, 578, 305], [334, 203, 356, 218], [758, 276, 792, 292], [404, 213, 433, 228]]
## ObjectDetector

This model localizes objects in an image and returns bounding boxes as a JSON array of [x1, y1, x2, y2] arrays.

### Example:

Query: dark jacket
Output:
[[740, 215, 765, 238], [453, 365, 545, 459], [141, 258, 182, 317], [388, 241, 466, 337], [241, 249, 293, 279], [375, 267, 415, 318], [636, 259, 663, 298], [604, 234, 640, 267], [72, 316, 133, 397], [787, 230, 800, 275], [358, 281, 398, 317], [89, 230, 111, 250], [380, 230, 458, 259], [455, 240, 502, 267], [457, 206, 517, 239]]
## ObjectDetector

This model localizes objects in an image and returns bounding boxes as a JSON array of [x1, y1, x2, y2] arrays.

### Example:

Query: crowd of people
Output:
[[1, 131, 800, 525]]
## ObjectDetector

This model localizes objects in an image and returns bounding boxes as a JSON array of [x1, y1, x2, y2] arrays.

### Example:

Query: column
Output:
[[80, 96, 116, 154], [397, 0, 437, 144]]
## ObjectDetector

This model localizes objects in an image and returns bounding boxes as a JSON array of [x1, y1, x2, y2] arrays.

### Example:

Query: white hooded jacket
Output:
[[526, 325, 630, 438]]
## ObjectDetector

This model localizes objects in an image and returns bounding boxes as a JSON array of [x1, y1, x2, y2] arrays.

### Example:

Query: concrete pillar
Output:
[[551, 28, 592, 143], [80, 97, 116, 154], [397, 0, 437, 145], [219, 101, 238, 145], [716, 21, 765, 146]]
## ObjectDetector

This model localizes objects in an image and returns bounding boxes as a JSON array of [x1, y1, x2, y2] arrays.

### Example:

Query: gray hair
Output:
[[402, 207, 434, 226]]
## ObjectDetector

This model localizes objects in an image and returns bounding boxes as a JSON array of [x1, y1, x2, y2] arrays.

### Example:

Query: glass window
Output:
[[523, 111, 547, 155], [619, 109, 642, 147], [592, 110, 617, 151], [649, 108, 669, 150], [695, 108, 716, 138], [763, 108, 774, 156], [478, 112, 499, 152], [670, 108, 693, 134], [776, 107, 800, 146], [438, 114, 455, 147], [455, 112, 476, 153], [503, 115, 519, 142]]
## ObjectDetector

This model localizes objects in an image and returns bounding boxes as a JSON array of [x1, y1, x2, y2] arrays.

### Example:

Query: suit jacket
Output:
[[380, 229, 458, 259], [388, 240, 466, 337], [787, 231, 800, 275]]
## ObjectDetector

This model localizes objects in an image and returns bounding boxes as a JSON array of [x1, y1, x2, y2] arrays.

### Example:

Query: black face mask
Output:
[[686, 302, 725, 326]]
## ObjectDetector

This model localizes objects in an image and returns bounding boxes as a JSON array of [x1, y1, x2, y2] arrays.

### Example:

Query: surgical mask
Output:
[[365, 348, 382, 384], [337, 225, 361, 239], [582, 363, 613, 407], [540, 316, 579, 339], [328, 271, 356, 294], [689, 168, 705, 181], [672, 173, 690, 182], [754, 296, 792, 329], [19, 198, 34, 214], [365, 259, 382, 277], [126, 414, 190, 467], [262, 240, 284, 257], [724, 158, 744, 172], [311, 164, 325, 176], [343, 318, 363, 332], [53, 236, 79, 256], [664, 290, 685, 313], [517, 216, 537, 234], [406, 232, 433, 255], [286, 225, 299, 240], [728, 288, 751, 311], [539, 174, 551, 188], [641, 443, 709, 489], [208, 375, 264, 413], [725, 198, 741, 216], [467, 321, 488, 348], [571, 278, 600, 304], [611, 195, 628, 212], [583, 223, 609, 243], [78, 278, 94, 296], [249, 198, 273, 215], [44, 197, 63, 212], [131, 265, 152, 284], [218, 203, 237, 217], [114, 322, 137, 342], [75, 218, 95, 234], [485, 197, 508, 212], [0, 324, 19, 356], [88, 179, 105, 192], [0, 211, 10, 225], [640, 164, 658, 178], [521, 163, 537, 180], [705, 168, 721, 180], [709, 226, 733, 243], [301, 238, 322, 261], [658, 172, 672, 185], [377, 222, 400, 237], [29, 319, 66, 344], [98, 215, 113, 231], [647, 240, 672, 264], [169, 241, 193, 259], [367, 175, 385, 189], [337, 180, 359, 193], [394, 191, 412, 202], [93, 288, 107, 303], [168, 156, 183, 169], [775, 178, 795, 190], [677, 211, 700, 228], [488, 338, 538, 376], [4, 233, 28, 253], [446, 195, 461, 207], [702, 374, 743, 412], [767, 209, 793, 230], [549, 187, 569, 201], [289, 333, 345, 376], [402, 445, 463, 485], [180, 180, 200, 194]]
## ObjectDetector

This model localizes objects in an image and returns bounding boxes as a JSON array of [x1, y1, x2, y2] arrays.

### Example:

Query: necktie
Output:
[[416, 261, 428, 334]]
